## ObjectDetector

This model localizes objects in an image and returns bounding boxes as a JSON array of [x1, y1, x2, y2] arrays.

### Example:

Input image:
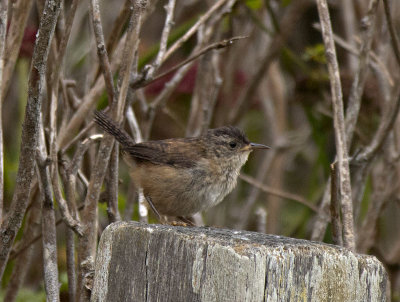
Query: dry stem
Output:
[[316, 0, 355, 251], [0, 0, 62, 279]]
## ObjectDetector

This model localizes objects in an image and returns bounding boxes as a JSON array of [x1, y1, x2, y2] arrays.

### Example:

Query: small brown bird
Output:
[[94, 111, 269, 222]]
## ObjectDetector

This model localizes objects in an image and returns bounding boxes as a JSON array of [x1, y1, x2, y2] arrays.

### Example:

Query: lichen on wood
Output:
[[91, 222, 388, 302]]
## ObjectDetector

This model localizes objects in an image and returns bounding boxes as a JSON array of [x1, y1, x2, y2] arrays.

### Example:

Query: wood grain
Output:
[[92, 222, 388, 302]]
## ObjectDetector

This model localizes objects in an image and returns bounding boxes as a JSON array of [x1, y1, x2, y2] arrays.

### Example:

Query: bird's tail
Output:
[[93, 110, 136, 149]]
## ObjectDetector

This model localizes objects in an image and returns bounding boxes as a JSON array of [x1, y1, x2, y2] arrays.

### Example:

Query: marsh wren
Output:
[[94, 110, 269, 221]]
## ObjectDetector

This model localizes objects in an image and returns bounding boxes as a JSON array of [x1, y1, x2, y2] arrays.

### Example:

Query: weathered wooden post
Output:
[[91, 221, 388, 302]]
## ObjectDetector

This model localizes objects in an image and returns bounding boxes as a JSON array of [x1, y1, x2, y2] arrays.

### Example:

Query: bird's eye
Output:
[[229, 141, 237, 149]]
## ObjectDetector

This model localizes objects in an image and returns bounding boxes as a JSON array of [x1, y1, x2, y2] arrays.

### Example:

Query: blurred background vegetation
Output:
[[1, 0, 400, 300]]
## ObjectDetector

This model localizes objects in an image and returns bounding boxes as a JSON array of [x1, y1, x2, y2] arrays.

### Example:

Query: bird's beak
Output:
[[241, 143, 270, 151], [250, 142, 270, 150]]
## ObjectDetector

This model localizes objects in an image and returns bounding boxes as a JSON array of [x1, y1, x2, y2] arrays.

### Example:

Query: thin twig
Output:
[[186, 15, 223, 137], [255, 206, 267, 233], [1, 0, 33, 98], [0, 0, 62, 280], [105, 145, 121, 223], [239, 174, 319, 212], [310, 0, 380, 241], [313, 23, 394, 87], [330, 162, 343, 246], [36, 153, 60, 302], [0, 0, 7, 221], [58, 75, 106, 148], [105, 0, 146, 224], [66, 228, 76, 302], [237, 149, 276, 229], [126, 106, 143, 143], [355, 89, 400, 163], [131, 36, 247, 89], [124, 180, 136, 220], [145, 0, 177, 79], [340, 0, 358, 72], [316, 0, 355, 251], [4, 189, 40, 302], [228, 0, 312, 124], [48, 7, 83, 236], [201, 47, 222, 134], [89, 0, 116, 105], [141, 4, 241, 137], [54, 0, 79, 83], [310, 1, 383, 241], [144, 62, 193, 139], [382, 0, 400, 68], [138, 188, 148, 223], [92, 0, 131, 82], [78, 1, 148, 300], [49, 96, 83, 234], [156, 36, 245, 83], [9, 202, 86, 261], [357, 159, 396, 253], [106, 0, 131, 55], [345, 0, 380, 146], [352, 1, 400, 163], [162, 0, 230, 65], [70, 135, 103, 177]]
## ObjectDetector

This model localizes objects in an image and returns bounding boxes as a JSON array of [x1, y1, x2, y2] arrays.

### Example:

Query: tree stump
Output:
[[91, 221, 388, 302]]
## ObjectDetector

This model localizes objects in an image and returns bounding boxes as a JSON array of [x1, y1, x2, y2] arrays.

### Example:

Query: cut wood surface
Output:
[[91, 221, 388, 302]]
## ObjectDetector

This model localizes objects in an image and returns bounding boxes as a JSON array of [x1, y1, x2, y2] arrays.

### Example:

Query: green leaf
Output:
[[303, 43, 326, 64], [245, 0, 263, 10]]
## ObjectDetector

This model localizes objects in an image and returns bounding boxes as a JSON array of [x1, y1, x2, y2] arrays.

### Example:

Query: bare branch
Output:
[[66, 228, 77, 302], [106, 0, 131, 56], [348, 0, 400, 161], [228, 0, 312, 124], [357, 159, 396, 253], [131, 36, 246, 89], [0, 0, 62, 280], [126, 106, 143, 143], [9, 202, 86, 261], [143, 63, 193, 139], [58, 77, 106, 148], [345, 0, 379, 146], [382, 0, 400, 68], [186, 17, 223, 137], [316, 0, 355, 250], [1, 0, 33, 97], [340, 0, 358, 72], [310, 0, 380, 242], [355, 90, 400, 163], [138, 187, 148, 223], [162, 0, 233, 65], [147, 0, 177, 78], [239, 174, 319, 212], [36, 153, 60, 302], [89, 0, 116, 105], [78, 1, 148, 300], [313, 23, 394, 87], [0, 0, 7, 221], [255, 206, 267, 233], [48, 8, 84, 236], [311, 0, 382, 242], [330, 162, 343, 246], [105, 145, 121, 223], [4, 190, 41, 302]]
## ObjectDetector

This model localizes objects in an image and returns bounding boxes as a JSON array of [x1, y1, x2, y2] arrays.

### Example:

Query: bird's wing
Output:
[[125, 138, 205, 168]]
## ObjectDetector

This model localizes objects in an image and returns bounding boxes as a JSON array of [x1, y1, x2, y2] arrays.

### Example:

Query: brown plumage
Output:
[[93, 110, 269, 219]]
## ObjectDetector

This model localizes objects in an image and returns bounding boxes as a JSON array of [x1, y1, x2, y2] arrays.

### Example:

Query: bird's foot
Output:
[[170, 220, 191, 227]]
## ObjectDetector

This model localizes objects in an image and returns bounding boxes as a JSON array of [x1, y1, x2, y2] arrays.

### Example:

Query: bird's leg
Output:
[[145, 196, 165, 223], [144, 196, 194, 226], [177, 216, 195, 226]]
